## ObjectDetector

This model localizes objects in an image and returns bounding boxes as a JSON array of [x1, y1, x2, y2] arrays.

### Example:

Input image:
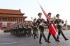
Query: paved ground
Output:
[[0, 30, 70, 46]]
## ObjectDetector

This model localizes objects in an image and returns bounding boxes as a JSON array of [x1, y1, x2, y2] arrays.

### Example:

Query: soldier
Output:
[[10, 27, 14, 35], [23, 23, 27, 37], [25, 23, 32, 37], [32, 18, 38, 39], [26, 23, 29, 37], [15, 26, 18, 36], [13, 26, 16, 35], [47, 12, 59, 43], [18, 24, 23, 37], [21, 25, 24, 36], [36, 13, 49, 44], [21, 25, 26, 37], [54, 14, 68, 41]]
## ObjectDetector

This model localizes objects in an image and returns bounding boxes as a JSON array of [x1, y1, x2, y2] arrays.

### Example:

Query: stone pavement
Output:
[[0, 30, 70, 46]]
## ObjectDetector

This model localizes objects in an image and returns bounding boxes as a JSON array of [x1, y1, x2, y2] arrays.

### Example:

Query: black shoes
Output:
[[45, 40, 51, 43], [39, 40, 51, 44], [47, 41, 51, 43], [39, 41, 42, 44], [34, 36, 38, 39], [65, 38, 68, 41], [56, 39, 60, 42]]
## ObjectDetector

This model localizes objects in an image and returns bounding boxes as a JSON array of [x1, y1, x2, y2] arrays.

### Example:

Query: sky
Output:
[[0, 0, 70, 25]]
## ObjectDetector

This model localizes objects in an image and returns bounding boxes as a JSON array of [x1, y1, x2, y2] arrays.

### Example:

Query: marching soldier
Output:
[[32, 18, 38, 39], [17, 25, 22, 37], [20, 25, 24, 37], [36, 13, 49, 44], [26, 24, 29, 37], [21, 25, 26, 37], [23, 23, 28, 37], [10, 27, 14, 35], [15, 26, 19, 36], [27, 24, 32, 37], [10, 26, 17, 36], [54, 14, 68, 41], [47, 12, 59, 43], [13, 26, 16, 35]]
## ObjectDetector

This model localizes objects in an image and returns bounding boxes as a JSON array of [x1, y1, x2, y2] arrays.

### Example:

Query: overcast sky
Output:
[[0, 0, 70, 25]]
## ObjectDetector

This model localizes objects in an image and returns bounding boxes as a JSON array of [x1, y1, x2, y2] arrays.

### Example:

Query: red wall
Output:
[[7, 23, 11, 30], [0, 23, 2, 29]]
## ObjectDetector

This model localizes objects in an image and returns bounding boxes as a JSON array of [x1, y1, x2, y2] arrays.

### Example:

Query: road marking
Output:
[[0, 42, 17, 45]]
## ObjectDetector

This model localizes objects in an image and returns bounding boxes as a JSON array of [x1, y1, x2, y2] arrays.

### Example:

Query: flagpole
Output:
[[38, 4, 57, 35]]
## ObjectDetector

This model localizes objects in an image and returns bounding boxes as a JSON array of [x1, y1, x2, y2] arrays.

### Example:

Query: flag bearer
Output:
[[47, 12, 59, 43]]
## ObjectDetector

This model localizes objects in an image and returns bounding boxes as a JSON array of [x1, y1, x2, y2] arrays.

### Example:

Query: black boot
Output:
[[39, 41, 42, 44], [46, 40, 51, 43], [56, 39, 60, 42], [47, 41, 51, 43], [65, 38, 68, 41]]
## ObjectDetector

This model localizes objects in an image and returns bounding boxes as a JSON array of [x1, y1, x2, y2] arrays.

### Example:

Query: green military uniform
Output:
[[27, 25, 32, 37], [33, 22, 38, 39], [54, 19, 68, 41], [47, 18, 59, 42], [37, 18, 49, 44], [10, 27, 14, 35]]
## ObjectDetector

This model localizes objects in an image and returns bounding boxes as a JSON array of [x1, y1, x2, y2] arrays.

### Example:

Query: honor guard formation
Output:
[[10, 22, 32, 37], [9, 12, 68, 44]]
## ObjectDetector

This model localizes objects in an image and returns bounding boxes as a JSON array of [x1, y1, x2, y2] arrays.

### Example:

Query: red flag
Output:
[[39, 4, 57, 35], [48, 23, 57, 35]]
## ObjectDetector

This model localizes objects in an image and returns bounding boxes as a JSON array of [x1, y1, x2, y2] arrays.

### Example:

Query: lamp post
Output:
[[65, 20, 68, 30]]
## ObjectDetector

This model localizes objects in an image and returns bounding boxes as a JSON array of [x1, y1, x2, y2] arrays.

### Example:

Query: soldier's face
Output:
[[39, 15, 41, 18], [38, 13, 42, 18], [34, 19, 36, 22], [48, 15, 51, 18], [57, 16, 59, 18], [42, 20, 45, 22]]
